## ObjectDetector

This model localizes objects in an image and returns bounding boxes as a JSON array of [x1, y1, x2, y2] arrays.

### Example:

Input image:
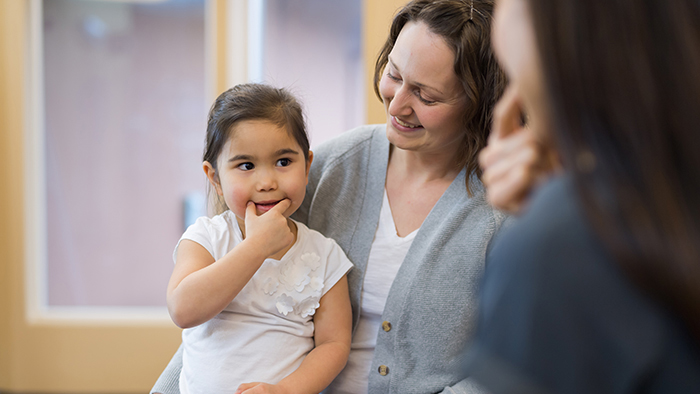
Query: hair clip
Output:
[[468, 1, 486, 22]]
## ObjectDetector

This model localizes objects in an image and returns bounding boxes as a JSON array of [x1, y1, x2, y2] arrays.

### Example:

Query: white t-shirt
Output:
[[176, 211, 353, 394], [326, 190, 417, 394]]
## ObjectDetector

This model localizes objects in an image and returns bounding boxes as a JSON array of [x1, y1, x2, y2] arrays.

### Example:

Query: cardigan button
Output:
[[382, 321, 392, 332], [378, 365, 389, 376]]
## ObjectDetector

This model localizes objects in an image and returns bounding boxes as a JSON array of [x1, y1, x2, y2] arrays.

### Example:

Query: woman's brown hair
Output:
[[374, 0, 506, 193], [528, 0, 700, 341]]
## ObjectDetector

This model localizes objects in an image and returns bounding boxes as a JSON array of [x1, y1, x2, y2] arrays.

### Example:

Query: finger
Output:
[[479, 142, 497, 171], [480, 127, 535, 171], [241, 384, 268, 394], [267, 198, 292, 215], [236, 382, 260, 394], [245, 201, 258, 220], [487, 164, 533, 213], [482, 137, 538, 187], [491, 85, 524, 141]]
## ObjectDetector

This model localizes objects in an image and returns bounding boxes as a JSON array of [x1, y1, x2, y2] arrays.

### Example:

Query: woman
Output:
[[466, 0, 700, 392], [153, 1, 506, 393]]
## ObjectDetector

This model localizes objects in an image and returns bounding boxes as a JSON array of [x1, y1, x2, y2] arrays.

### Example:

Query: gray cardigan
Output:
[[152, 124, 507, 394]]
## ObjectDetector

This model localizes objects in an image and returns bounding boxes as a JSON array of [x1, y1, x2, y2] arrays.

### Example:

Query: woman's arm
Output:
[[167, 201, 294, 328], [150, 344, 184, 394], [235, 275, 353, 394]]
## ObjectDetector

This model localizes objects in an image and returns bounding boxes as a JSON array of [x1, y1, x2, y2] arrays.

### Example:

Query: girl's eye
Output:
[[237, 162, 254, 171], [276, 158, 291, 167], [387, 71, 401, 82]]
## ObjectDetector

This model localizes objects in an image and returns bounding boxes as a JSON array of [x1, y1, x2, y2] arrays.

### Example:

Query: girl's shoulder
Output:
[[185, 210, 242, 241]]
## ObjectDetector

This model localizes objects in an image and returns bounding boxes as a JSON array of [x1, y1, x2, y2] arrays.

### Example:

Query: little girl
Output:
[[166, 83, 353, 394]]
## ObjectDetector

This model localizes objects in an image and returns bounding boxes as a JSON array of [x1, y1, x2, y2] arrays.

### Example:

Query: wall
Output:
[[1, 0, 28, 390], [363, 0, 407, 125]]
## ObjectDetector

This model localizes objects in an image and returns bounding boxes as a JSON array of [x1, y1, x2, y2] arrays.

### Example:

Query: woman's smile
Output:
[[392, 116, 423, 130]]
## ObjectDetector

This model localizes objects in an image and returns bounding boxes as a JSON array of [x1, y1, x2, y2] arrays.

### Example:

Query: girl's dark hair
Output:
[[374, 0, 506, 193], [528, 0, 700, 341], [203, 83, 309, 171]]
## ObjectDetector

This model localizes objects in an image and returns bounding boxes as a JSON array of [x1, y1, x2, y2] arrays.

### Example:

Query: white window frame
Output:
[[23, 0, 265, 324]]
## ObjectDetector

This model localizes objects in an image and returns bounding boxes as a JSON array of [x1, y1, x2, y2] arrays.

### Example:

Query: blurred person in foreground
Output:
[[466, 0, 700, 392]]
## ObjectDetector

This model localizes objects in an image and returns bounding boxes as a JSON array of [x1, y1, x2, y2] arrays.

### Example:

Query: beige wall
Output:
[[363, 0, 406, 125], [1, 0, 29, 389], [0, 0, 407, 391]]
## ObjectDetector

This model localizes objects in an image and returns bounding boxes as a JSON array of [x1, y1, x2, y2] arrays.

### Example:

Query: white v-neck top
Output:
[[327, 190, 417, 394]]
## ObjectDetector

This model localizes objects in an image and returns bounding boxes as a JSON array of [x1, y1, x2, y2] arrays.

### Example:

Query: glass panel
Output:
[[262, 0, 364, 147], [43, 0, 206, 307]]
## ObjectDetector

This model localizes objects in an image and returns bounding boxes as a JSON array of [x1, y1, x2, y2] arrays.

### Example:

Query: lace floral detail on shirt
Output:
[[295, 296, 321, 318], [309, 276, 324, 292], [265, 252, 324, 317], [262, 277, 279, 295], [300, 252, 322, 270], [258, 263, 279, 295], [275, 294, 295, 316], [279, 252, 322, 292]]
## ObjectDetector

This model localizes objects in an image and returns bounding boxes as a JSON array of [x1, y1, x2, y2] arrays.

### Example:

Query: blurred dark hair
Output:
[[374, 0, 506, 193], [528, 0, 700, 340], [203, 83, 309, 213]]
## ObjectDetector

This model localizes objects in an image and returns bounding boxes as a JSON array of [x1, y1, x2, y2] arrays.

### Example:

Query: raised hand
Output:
[[480, 86, 559, 214], [242, 199, 294, 259]]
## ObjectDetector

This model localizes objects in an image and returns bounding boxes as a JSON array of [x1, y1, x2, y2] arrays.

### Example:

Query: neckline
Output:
[[381, 189, 418, 241]]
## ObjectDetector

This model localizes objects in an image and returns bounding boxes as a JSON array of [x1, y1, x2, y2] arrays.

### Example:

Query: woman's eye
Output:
[[416, 91, 436, 105], [419, 96, 436, 105], [276, 158, 291, 167], [237, 162, 254, 171], [387, 72, 401, 82]]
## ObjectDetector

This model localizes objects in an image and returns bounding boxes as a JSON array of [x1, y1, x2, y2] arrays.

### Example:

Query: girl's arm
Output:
[[236, 275, 353, 394], [167, 200, 294, 329]]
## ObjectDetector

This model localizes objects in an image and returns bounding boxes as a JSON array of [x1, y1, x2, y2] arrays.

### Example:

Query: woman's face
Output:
[[379, 21, 468, 157], [492, 0, 549, 135]]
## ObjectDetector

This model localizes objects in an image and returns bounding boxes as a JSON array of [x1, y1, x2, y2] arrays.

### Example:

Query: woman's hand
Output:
[[480, 86, 559, 214], [243, 199, 294, 259], [235, 382, 289, 394]]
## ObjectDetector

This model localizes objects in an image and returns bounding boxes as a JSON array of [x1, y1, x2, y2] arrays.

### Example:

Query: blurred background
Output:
[[0, 0, 404, 392]]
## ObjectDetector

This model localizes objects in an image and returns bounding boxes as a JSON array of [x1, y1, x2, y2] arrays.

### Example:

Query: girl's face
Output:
[[204, 120, 312, 229], [492, 0, 549, 135], [379, 21, 468, 157]]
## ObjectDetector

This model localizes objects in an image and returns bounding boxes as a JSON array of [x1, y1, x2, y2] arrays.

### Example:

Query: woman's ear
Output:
[[203, 161, 223, 196]]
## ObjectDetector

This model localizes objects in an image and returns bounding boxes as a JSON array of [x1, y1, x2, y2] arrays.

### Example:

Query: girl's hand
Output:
[[235, 382, 290, 394], [243, 199, 294, 258], [480, 86, 559, 214]]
